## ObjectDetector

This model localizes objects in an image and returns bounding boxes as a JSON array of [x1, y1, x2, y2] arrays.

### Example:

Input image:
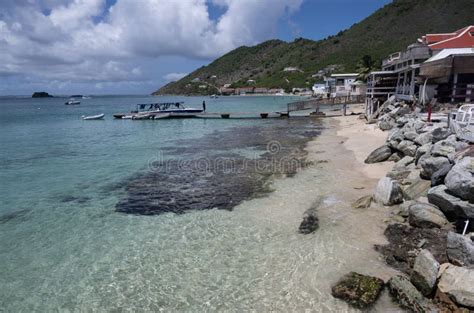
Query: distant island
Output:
[[153, 0, 474, 96], [32, 92, 53, 98]]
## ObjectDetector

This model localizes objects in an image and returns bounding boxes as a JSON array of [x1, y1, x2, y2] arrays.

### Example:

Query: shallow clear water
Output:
[[1, 95, 357, 311]]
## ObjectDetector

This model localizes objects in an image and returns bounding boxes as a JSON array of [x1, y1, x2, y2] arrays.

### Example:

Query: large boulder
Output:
[[397, 140, 418, 157], [432, 127, 451, 143], [446, 231, 474, 268], [431, 163, 453, 187], [420, 156, 451, 180], [364, 145, 393, 164], [379, 116, 396, 131], [438, 264, 474, 308], [445, 157, 474, 203], [428, 185, 474, 219], [404, 131, 418, 141], [373, 177, 404, 206], [410, 249, 439, 296], [431, 137, 456, 158], [387, 275, 437, 312], [408, 202, 450, 229], [331, 272, 384, 308], [415, 143, 432, 165], [414, 132, 433, 146], [403, 177, 432, 200]]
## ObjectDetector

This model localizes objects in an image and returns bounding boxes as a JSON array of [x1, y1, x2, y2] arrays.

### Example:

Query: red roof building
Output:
[[421, 26, 474, 50]]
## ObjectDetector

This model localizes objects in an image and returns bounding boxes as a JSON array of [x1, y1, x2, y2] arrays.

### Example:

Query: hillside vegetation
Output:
[[154, 0, 474, 95]]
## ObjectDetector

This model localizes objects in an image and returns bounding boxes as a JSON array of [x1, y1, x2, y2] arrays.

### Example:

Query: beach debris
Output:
[[352, 195, 372, 209], [437, 264, 474, 308], [375, 223, 448, 273], [298, 205, 319, 234], [387, 275, 437, 312], [364, 145, 392, 163], [408, 202, 450, 229], [410, 249, 440, 296], [446, 231, 474, 267], [373, 177, 403, 206], [331, 272, 384, 308]]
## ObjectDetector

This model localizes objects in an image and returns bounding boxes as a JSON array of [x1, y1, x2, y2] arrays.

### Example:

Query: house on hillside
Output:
[[365, 25, 474, 117], [283, 67, 303, 73]]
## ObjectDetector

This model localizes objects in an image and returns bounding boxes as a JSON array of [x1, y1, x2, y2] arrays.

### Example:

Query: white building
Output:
[[312, 83, 327, 96], [327, 73, 359, 97]]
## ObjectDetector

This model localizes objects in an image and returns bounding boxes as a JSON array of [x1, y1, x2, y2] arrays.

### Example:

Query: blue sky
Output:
[[0, 0, 391, 95]]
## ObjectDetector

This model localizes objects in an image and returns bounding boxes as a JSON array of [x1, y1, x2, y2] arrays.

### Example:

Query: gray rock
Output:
[[379, 116, 396, 131], [438, 264, 474, 308], [395, 156, 415, 169], [364, 145, 393, 164], [411, 249, 439, 296], [414, 120, 426, 133], [398, 200, 415, 217], [431, 163, 453, 187], [408, 202, 450, 229], [432, 127, 451, 143], [403, 178, 432, 200], [387, 128, 405, 142], [352, 195, 372, 209], [388, 275, 437, 312], [404, 131, 418, 141], [427, 185, 474, 219], [445, 157, 474, 203], [415, 143, 432, 165], [431, 138, 456, 158], [414, 132, 433, 146], [388, 152, 403, 162], [420, 156, 450, 179], [397, 140, 418, 157], [447, 231, 474, 268], [374, 177, 404, 206]]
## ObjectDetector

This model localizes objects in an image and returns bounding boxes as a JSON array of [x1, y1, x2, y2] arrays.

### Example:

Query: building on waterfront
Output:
[[325, 73, 364, 97], [365, 25, 474, 117]]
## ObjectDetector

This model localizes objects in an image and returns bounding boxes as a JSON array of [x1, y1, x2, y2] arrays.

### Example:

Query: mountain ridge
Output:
[[153, 0, 474, 95]]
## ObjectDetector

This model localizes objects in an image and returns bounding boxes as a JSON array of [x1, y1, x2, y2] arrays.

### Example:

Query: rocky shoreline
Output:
[[327, 100, 473, 311]]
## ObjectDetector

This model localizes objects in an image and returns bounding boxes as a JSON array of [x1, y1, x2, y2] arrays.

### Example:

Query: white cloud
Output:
[[163, 72, 188, 82], [0, 0, 303, 93]]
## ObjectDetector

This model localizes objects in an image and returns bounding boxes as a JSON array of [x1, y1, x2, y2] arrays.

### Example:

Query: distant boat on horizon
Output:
[[65, 97, 80, 105]]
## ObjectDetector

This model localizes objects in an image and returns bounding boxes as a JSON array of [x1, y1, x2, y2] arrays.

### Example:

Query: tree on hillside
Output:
[[356, 55, 376, 82]]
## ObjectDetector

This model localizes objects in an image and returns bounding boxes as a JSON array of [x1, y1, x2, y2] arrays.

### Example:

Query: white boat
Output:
[[114, 101, 205, 119], [65, 98, 80, 105], [82, 113, 104, 120], [450, 104, 474, 143]]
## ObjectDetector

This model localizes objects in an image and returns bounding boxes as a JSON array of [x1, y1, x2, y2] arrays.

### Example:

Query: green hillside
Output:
[[154, 0, 474, 95]]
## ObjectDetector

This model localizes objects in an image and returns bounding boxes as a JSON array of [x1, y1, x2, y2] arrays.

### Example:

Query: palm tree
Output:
[[356, 55, 376, 82]]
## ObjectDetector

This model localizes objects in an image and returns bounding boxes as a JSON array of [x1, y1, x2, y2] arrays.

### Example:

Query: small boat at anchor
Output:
[[82, 113, 105, 120], [65, 98, 81, 105], [114, 101, 206, 119]]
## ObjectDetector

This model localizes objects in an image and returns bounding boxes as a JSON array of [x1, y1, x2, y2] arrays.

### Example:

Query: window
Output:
[[470, 31, 474, 36]]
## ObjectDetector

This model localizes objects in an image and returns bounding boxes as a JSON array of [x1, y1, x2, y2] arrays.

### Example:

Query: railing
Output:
[[287, 95, 365, 113]]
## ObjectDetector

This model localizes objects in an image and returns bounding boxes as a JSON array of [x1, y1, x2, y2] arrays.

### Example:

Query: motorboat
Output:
[[82, 113, 104, 120], [114, 101, 205, 119], [65, 98, 81, 105]]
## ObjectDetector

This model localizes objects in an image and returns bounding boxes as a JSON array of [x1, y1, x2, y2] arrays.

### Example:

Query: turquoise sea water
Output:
[[1, 95, 338, 311]]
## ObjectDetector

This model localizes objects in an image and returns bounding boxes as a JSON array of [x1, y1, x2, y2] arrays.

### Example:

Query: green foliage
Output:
[[154, 0, 474, 95]]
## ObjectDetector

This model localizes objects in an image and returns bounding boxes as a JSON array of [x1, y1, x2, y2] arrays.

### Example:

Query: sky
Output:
[[0, 0, 391, 95]]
